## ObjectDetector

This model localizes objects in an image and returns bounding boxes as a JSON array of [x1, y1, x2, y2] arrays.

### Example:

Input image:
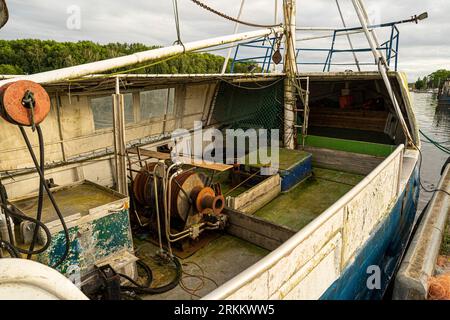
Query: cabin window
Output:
[[91, 93, 134, 130], [139, 88, 175, 121]]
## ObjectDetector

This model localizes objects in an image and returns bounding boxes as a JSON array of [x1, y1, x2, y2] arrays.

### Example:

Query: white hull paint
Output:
[[204, 145, 415, 300]]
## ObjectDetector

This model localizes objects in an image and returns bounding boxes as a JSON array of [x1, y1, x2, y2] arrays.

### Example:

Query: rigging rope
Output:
[[420, 129, 450, 155], [189, 0, 282, 28], [172, 0, 184, 50]]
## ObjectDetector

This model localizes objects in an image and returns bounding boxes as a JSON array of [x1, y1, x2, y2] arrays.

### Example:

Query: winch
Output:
[[131, 160, 228, 254]]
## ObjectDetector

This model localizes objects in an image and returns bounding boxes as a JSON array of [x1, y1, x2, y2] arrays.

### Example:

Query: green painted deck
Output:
[[253, 168, 364, 231], [298, 134, 395, 157], [136, 235, 268, 300]]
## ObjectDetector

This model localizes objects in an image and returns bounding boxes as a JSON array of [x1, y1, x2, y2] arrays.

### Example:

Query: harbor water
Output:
[[412, 92, 450, 211]]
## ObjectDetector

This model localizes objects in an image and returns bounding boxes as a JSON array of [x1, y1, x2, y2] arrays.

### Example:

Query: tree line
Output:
[[0, 39, 258, 75], [415, 69, 450, 90]]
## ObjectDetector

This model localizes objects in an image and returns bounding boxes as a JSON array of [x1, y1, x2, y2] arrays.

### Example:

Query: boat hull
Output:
[[321, 165, 419, 299]]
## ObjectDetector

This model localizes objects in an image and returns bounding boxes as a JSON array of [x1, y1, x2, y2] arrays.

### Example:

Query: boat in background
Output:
[[438, 79, 450, 105]]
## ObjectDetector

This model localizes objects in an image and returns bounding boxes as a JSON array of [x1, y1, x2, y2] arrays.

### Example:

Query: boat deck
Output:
[[133, 166, 364, 299], [136, 235, 268, 300], [254, 167, 364, 231]]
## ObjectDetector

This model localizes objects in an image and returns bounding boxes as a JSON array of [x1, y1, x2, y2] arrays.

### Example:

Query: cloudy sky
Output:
[[1, 0, 449, 81]]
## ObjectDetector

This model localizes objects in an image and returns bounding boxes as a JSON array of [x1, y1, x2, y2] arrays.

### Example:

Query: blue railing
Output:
[[230, 24, 400, 73]]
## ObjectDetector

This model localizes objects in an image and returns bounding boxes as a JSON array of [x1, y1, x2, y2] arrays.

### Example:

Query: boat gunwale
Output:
[[204, 144, 406, 299]]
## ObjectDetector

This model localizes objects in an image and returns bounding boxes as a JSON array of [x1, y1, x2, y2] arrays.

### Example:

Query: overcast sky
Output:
[[1, 0, 448, 81]]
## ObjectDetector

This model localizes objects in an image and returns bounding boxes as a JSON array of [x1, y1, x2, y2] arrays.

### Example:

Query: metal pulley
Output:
[[0, 80, 51, 126]]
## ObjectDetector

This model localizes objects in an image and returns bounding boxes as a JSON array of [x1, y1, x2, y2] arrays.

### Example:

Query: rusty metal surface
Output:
[[0, 80, 50, 126]]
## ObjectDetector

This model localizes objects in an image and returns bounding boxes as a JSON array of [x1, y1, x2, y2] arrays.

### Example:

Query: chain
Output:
[[189, 0, 282, 28]]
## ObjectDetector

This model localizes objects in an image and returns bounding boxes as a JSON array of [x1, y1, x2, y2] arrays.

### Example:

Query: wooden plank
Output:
[[127, 147, 232, 171], [224, 208, 296, 251], [304, 146, 384, 175], [179, 157, 233, 172], [127, 147, 171, 160], [232, 175, 281, 214]]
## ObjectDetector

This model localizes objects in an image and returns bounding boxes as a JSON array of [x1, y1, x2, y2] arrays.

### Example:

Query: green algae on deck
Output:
[[254, 168, 364, 231], [13, 182, 133, 275], [13, 184, 120, 223], [240, 147, 311, 170], [135, 235, 268, 299]]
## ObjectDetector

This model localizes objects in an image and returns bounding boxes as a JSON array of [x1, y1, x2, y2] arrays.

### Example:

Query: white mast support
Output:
[[296, 27, 339, 31], [357, 0, 385, 59], [113, 76, 128, 195], [0, 27, 283, 86], [283, 0, 297, 150], [296, 29, 368, 42], [335, 0, 361, 71], [351, 0, 414, 144], [221, 0, 246, 74]]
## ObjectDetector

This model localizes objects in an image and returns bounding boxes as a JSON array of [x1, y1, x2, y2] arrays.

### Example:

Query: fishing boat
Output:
[[0, 0, 433, 300], [438, 79, 450, 105]]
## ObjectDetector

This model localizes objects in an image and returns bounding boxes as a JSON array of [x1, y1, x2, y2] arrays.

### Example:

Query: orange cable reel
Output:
[[0, 80, 51, 126]]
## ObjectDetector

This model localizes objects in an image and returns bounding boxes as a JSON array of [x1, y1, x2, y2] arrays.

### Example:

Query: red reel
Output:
[[0, 80, 50, 126]]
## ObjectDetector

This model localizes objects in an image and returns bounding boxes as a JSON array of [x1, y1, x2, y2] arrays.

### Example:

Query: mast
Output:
[[283, 0, 297, 149]]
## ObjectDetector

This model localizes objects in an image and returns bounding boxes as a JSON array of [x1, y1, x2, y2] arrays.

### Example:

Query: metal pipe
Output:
[[153, 162, 164, 253], [296, 27, 339, 31], [0, 27, 283, 86], [296, 29, 367, 42], [335, 0, 361, 71], [351, 0, 414, 144], [221, 0, 245, 74]]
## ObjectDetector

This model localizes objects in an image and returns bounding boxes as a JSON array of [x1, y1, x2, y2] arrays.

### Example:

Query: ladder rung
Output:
[[294, 125, 303, 128]]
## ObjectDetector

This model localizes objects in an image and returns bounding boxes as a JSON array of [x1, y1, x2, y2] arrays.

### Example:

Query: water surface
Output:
[[411, 92, 450, 210]]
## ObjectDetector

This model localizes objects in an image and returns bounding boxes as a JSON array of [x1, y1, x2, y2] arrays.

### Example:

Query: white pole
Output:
[[0, 26, 283, 86], [296, 29, 368, 42], [335, 0, 361, 71], [351, 0, 414, 144], [296, 27, 339, 31], [113, 76, 127, 195], [221, 0, 245, 74], [283, 0, 296, 149]]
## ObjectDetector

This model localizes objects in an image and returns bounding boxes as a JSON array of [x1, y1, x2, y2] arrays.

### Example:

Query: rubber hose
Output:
[[0, 239, 20, 258], [19, 126, 70, 268], [120, 257, 182, 295], [0, 203, 52, 255], [27, 125, 45, 259]]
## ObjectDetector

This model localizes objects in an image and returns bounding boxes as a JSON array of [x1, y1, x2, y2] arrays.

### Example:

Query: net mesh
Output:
[[211, 80, 284, 132]]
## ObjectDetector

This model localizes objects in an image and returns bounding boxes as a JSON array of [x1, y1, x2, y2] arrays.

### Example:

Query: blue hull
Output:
[[320, 165, 420, 300]]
